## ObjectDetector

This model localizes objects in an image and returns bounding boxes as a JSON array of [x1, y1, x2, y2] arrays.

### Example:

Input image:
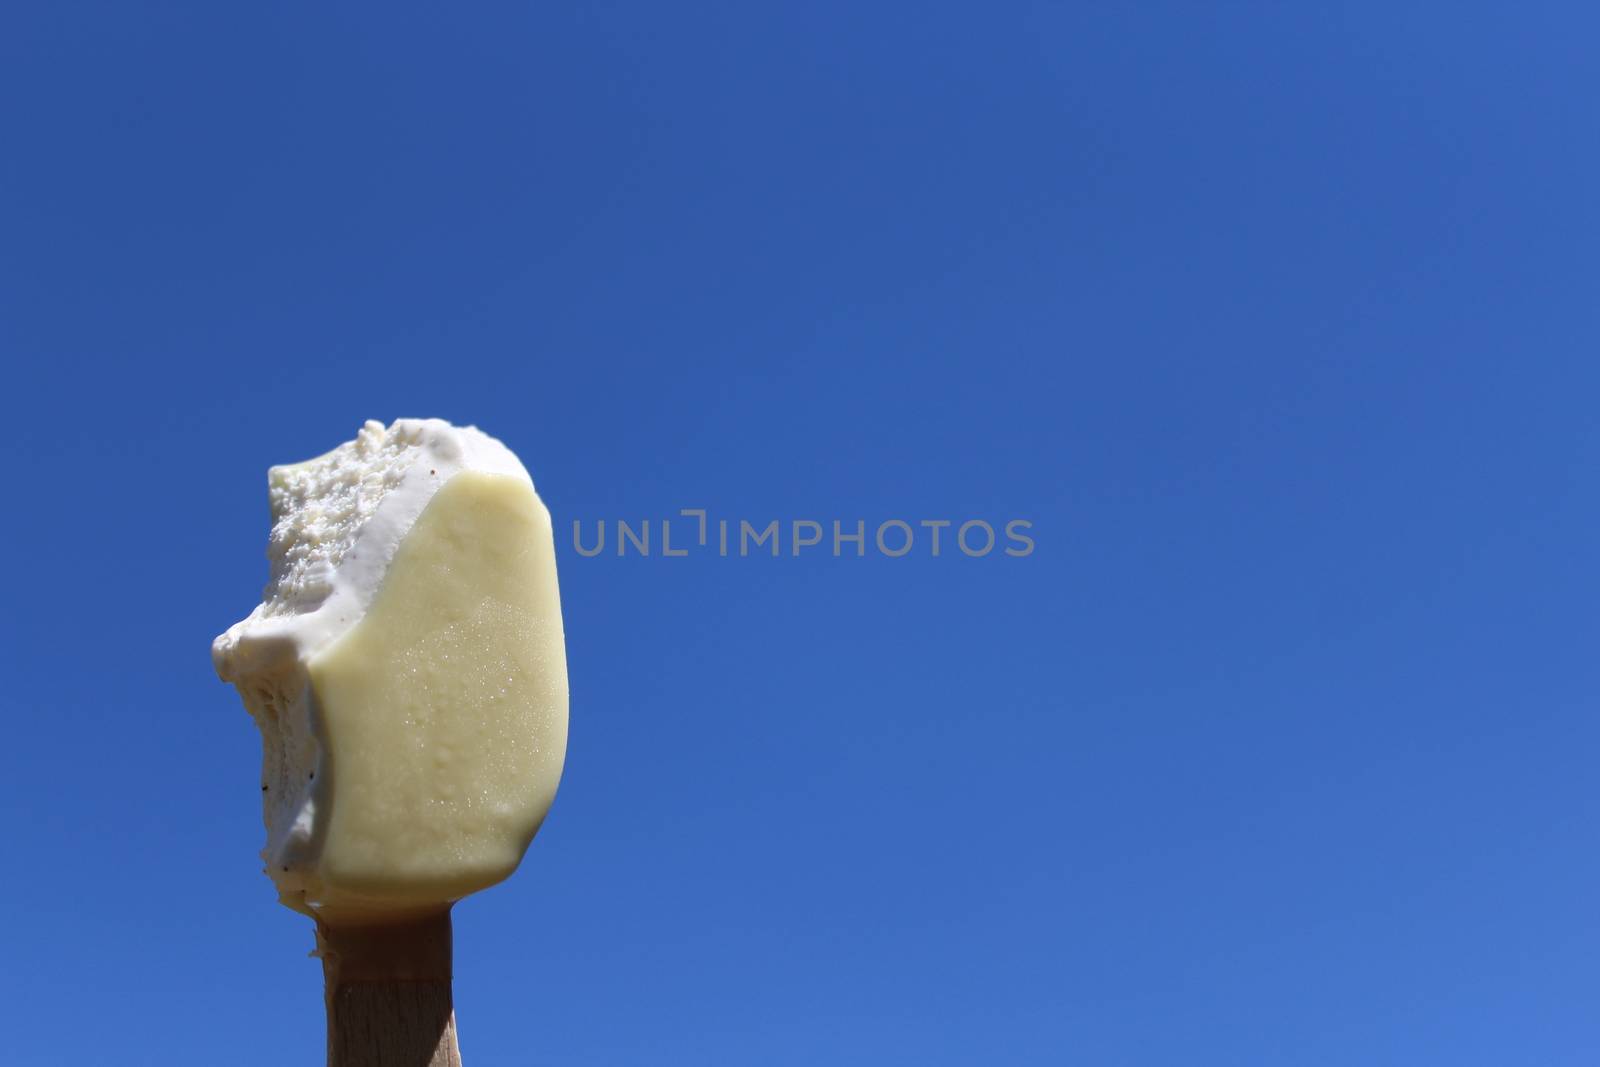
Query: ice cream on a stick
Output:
[[213, 418, 568, 1066]]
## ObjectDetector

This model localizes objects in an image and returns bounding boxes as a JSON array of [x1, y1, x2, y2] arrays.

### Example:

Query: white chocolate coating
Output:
[[213, 419, 568, 922]]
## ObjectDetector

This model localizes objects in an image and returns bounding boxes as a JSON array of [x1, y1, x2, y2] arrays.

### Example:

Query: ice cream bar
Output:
[[213, 418, 568, 926]]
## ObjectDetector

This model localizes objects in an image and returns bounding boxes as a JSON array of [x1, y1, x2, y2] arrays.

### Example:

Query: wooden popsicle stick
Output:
[[317, 908, 462, 1067]]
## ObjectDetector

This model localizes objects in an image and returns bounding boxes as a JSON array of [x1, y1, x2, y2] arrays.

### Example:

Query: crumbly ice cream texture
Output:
[[213, 419, 568, 924]]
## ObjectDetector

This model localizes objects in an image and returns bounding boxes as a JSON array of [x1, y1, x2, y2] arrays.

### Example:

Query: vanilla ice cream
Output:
[[213, 419, 568, 924]]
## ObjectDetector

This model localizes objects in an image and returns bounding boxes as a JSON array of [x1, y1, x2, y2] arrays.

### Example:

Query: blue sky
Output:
[[2, 3, 1597, 1064]]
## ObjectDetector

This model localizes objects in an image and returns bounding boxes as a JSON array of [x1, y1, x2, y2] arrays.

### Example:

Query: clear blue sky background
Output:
[[2, 3, 1596, 1064]]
